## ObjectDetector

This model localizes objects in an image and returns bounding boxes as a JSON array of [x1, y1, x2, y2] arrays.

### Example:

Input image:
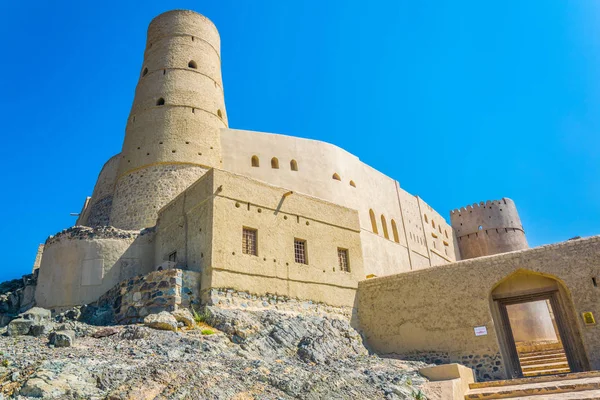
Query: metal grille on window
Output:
[[242, 228, 257, 255], [338, 248, 349, 272], [294, 239, 307, 264]]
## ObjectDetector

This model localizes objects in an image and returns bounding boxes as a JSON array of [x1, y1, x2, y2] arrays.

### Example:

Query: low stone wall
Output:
[[207, 288, 354, 321], [390, 351, 503, 382], [94, 269, 201, 324]]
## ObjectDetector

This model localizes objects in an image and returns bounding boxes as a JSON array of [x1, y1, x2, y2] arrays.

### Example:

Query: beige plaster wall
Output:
[[220, 128, 457, 277], [154, 169, 364, 308], [358, 235, 600, 380], [451, 198, 528, 259], [35, 229, 155, 310]]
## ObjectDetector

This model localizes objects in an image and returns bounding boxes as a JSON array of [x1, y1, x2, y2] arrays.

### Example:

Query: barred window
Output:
[[294, 239, 307, 264], [242, 228, 257, 256], [338, 248, 350, 272]]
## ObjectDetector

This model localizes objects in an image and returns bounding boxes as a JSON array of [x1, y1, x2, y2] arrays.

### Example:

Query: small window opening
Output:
[[478, 225, 483, 230], [188, 60, 198, 69], [142, 67, 148, 77], [168, 251, 177, 263], [332, 173, 341, 181], [156, 98, 165, 106], [432, 220, 436, 229], [338, 248, 350, 272], [593, 277, 597, 287], [391, 219, 400, 243], [369, 209, 378, 234], [251, 155, 260, 167], [217, 109, 223, 118], [349, 180, 356, 187], [381, 215, 389, 239], [294, 238, 308, 264], [290, 159, 298, 171], [271, 157, 279, 169], [424, 214, 428, 223], [242, 228, 257, 256]]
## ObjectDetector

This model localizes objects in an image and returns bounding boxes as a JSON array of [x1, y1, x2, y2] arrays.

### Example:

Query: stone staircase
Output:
[[518, 348, 570, 377], [464, 371, 600, 399]]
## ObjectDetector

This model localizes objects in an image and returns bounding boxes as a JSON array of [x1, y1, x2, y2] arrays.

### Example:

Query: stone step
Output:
[[519, 350, 568, 359], [520, 356, 567, 366], [465, 374, 600, 399], [522, 362, 570, 373], [510, 388, 600, 399], [523, 368, 572, 378], [469, 371, 600, 390]]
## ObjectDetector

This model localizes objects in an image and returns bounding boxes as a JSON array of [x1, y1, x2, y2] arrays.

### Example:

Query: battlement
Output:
[[450, 198, 512, 215]]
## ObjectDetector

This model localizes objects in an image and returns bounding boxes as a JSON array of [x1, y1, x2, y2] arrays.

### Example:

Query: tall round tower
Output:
[[450, 198, 528, 260], [110, 10, 227, 230]]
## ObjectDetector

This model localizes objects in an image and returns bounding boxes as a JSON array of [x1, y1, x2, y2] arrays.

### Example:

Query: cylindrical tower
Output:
[[110, 10, 228, 230], [450, 198, 528, 259]]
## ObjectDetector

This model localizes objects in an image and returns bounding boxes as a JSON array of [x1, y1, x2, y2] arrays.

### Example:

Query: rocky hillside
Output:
[[0, 306, 432, 399]]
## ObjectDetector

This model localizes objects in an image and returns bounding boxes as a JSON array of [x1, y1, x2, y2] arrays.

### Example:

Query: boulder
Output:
[[92, 327, 120, 338], [21, 307, 51, 324], [79, 304, 115, 326], [144, 312, 178, 331], [171, 309, 195, 328], [48, 330, 75, 347], [29, 322, 54, 337], [7, 318, 33, 336]]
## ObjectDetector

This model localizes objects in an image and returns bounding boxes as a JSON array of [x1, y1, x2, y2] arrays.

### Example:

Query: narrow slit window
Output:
[[290, 159, 298, 171], [251, 155, 260, 167], [391, 219, 400, 243], [369, 209, 378, 234], [271, 157, 279, 169], [332, 173, 341, 181], [338, 248, 350, 272], [294, 238, 307, 264], [242, 228, 257, 256], [381, 215, 389, 239]]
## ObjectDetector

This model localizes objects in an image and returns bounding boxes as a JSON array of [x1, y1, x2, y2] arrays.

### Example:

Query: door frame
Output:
[[494, 290, 581, 378]]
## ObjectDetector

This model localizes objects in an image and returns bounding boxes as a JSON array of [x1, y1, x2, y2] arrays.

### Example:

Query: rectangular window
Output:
[[294, 238, 307, 264], [168, 251, 177, 263], [242, 227, 257, 256], [338, 248, 350, 272]]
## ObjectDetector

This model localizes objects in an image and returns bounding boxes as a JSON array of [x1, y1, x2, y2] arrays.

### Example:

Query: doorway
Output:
[[498, 292, 573, 378]]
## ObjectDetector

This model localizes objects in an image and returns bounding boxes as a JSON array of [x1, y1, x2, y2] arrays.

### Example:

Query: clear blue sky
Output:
[[1, 1, 599, 282]]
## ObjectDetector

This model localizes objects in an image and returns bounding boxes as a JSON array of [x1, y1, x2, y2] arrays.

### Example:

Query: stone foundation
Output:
[[391, 351, 504, 381], [0, 271, 37, 327], [206, 288, 354, 320], [94, 269, 201, 324]]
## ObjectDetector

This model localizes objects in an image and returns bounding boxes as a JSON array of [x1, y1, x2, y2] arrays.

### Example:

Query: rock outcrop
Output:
[[0, 306, 430, 399], [0, 272, 37, 327]]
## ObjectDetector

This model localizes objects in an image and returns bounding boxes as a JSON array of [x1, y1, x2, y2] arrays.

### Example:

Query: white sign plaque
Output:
[[474, 326, 487, 336]]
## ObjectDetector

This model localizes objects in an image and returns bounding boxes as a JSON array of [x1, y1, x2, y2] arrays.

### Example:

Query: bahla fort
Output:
[[25, 9, 600, 398]]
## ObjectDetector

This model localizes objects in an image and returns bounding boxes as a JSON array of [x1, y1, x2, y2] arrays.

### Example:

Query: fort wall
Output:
[[358, 236, 600, 380], [35, 227, 155, 311], [220, 128, 457, 277], [450, 198, 528, 259], [110, 10, 227, 230]]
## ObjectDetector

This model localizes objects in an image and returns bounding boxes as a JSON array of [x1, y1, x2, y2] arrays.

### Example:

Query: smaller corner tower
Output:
[[450, 198, 528, 260]]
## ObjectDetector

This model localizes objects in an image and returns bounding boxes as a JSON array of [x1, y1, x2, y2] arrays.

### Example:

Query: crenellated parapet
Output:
[[450, 198, 528, 259]]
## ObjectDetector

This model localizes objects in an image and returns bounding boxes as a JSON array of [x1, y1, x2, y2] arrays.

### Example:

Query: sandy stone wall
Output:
[[451, 198, 528, 259], [35, 226, 156, 311], [220, 128, 458, 277], [358, 235, 600, 380], [110, 164, 207, 230], [76, 154, 120, 227], [94, 269, 200, 324], [154, 169, 364, 309]]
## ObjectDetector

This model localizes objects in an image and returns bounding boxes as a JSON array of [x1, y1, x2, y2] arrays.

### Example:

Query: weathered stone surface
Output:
[[21, 307, 51, 324], [29, 322, 54, 337], [79, 304, 115, 326], [171, 309, 195, 328], [92, 326, 120, 338], [48, 330, 75, 347], [144, 312, 178, 331], [7, 318, 33, 336]]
